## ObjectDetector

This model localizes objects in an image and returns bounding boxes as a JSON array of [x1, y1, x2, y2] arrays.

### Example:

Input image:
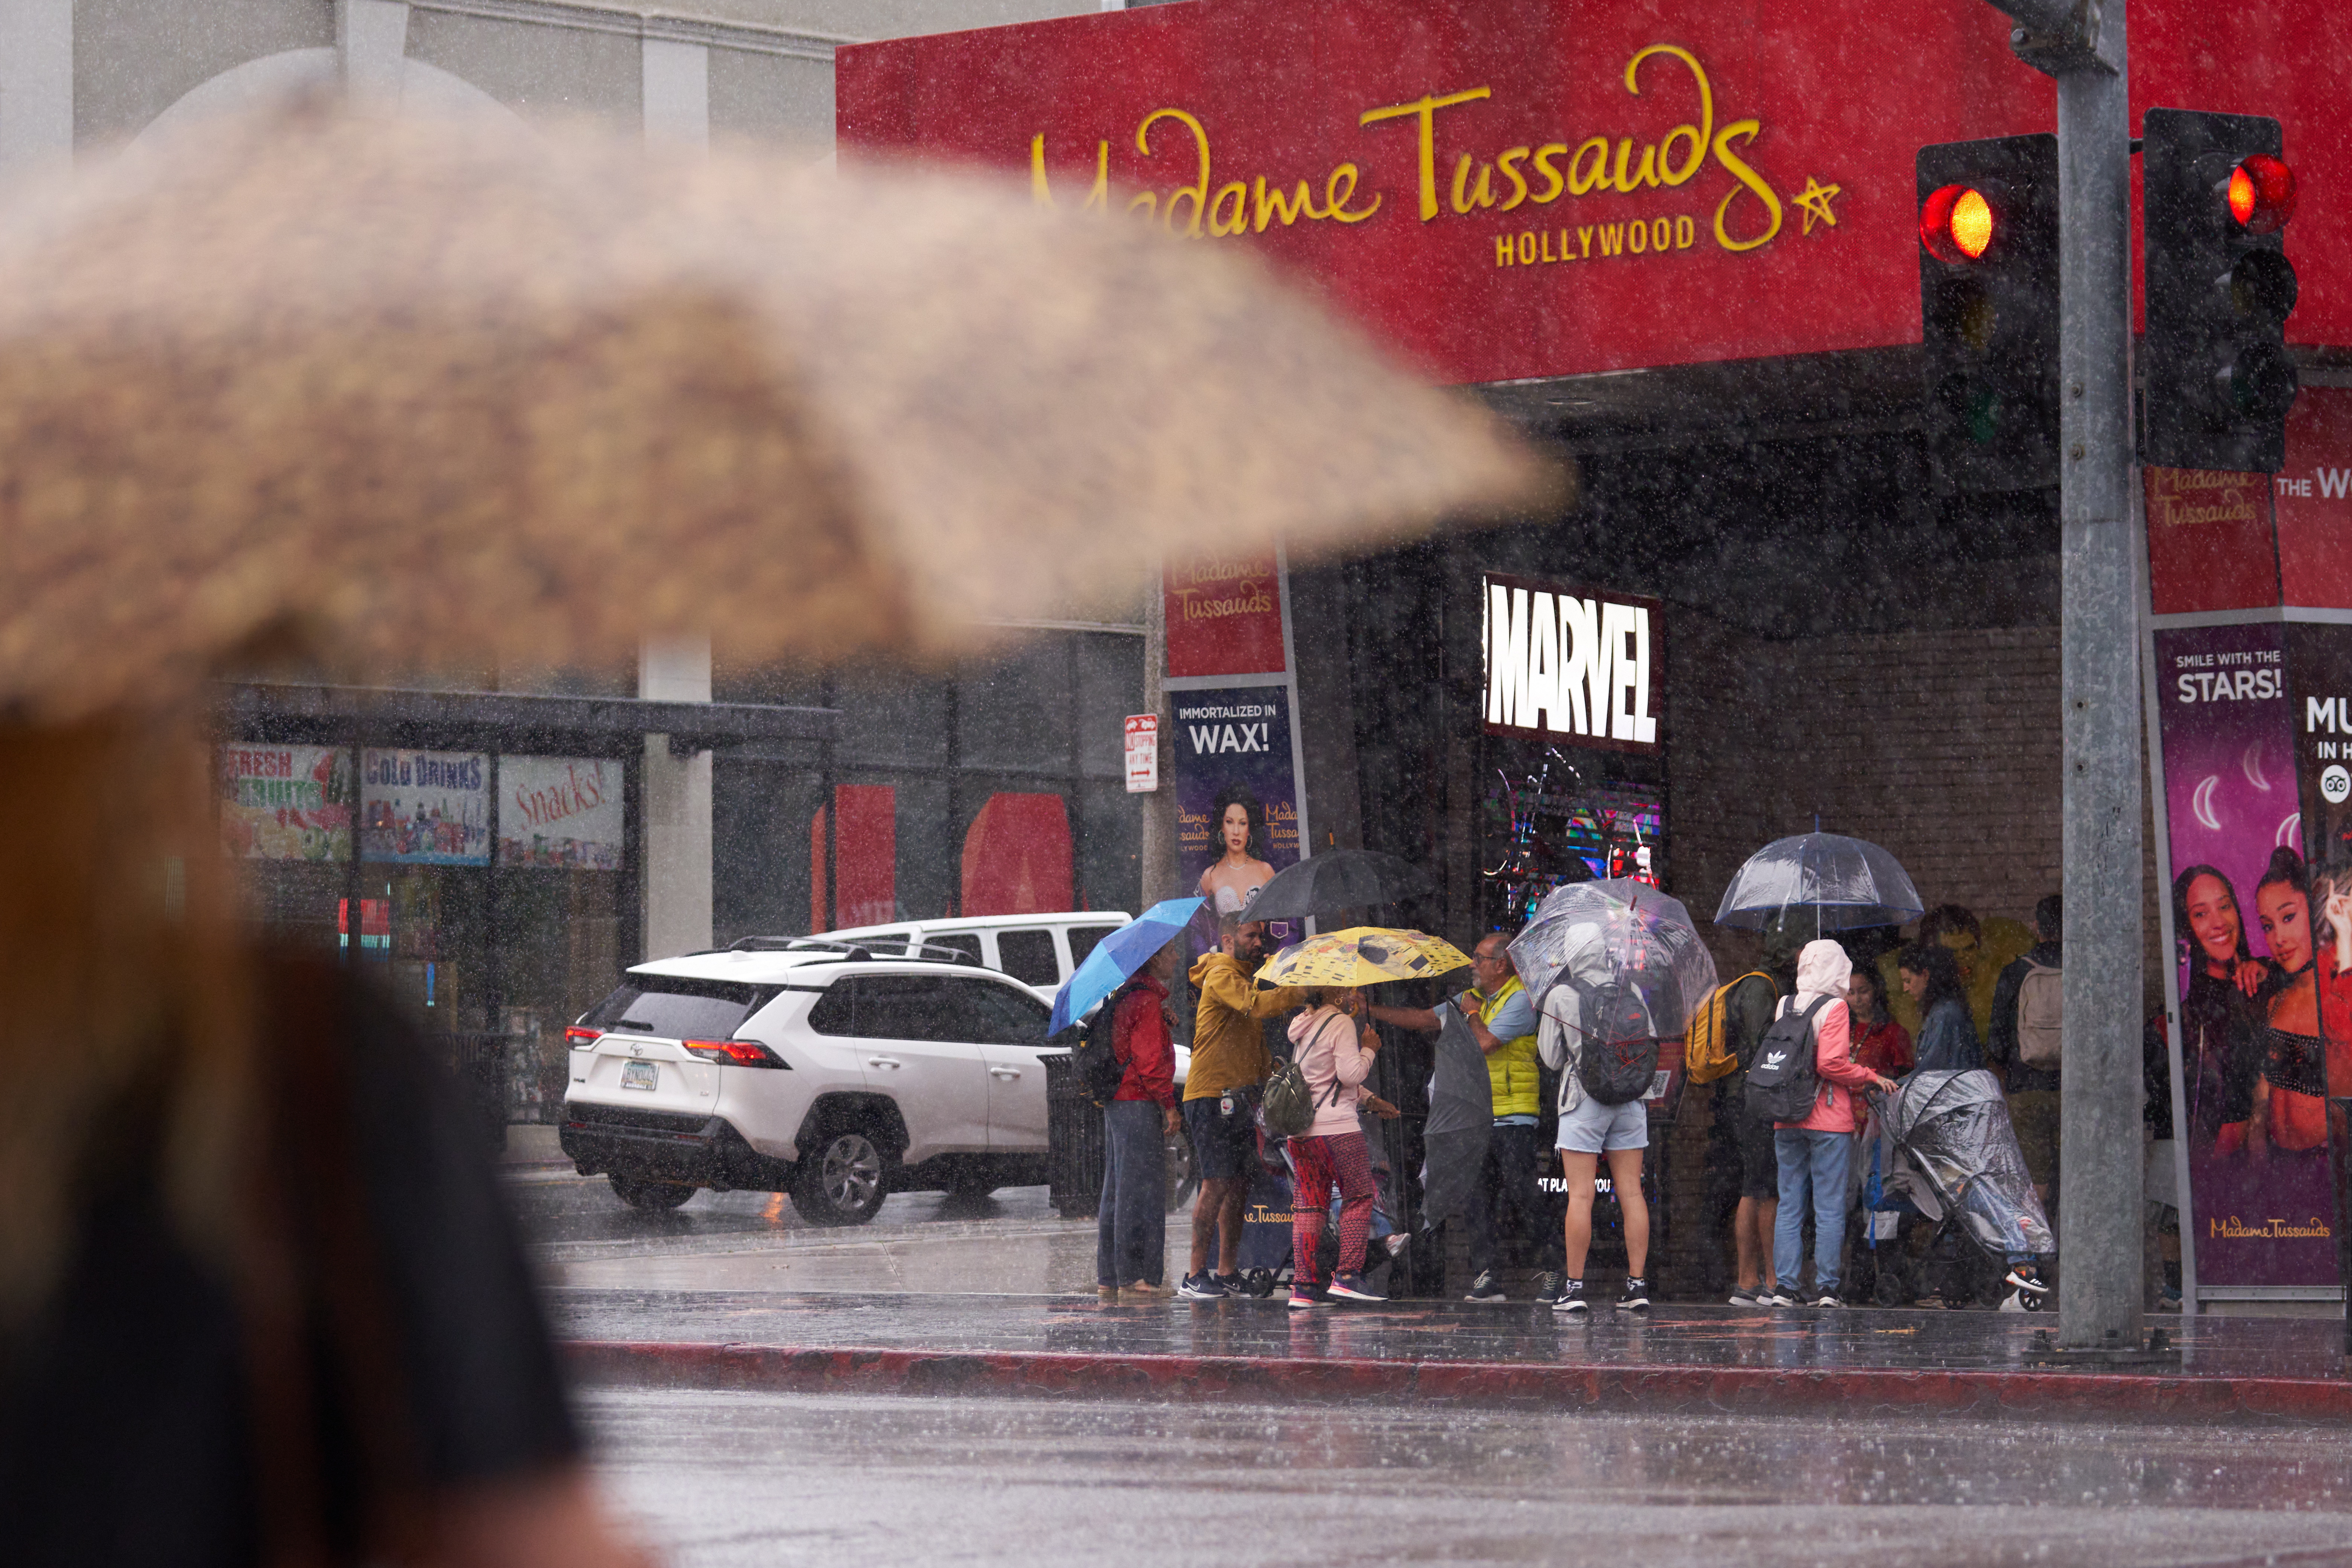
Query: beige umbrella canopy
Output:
[[0, 98, 1556, 718]]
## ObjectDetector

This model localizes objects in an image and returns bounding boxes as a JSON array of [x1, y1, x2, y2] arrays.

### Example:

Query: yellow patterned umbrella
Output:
[[1255, 927, 1472, 989]]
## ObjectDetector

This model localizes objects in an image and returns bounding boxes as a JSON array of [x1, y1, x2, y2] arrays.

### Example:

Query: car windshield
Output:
[[580, 978, 777, 1040]]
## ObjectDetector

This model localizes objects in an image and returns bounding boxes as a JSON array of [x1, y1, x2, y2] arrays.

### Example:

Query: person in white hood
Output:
[[1768, 938, 1900, 1308], [1535, 922, 1656, 1314]]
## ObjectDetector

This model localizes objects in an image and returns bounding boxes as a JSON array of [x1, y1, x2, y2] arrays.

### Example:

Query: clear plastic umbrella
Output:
[[1508, 879, 1719, 1038], [1712, 832, 1925, 934]]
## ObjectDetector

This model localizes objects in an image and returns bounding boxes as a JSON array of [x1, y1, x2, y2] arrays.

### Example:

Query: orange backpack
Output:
[[1684, 970, 1775, 1084]]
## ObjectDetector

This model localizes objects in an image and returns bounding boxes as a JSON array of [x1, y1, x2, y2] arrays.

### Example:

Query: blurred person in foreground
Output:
[[1097, 939, 1183, 1302], [0, 721, 648, 1568], [1179, 914, 1305, 1299]]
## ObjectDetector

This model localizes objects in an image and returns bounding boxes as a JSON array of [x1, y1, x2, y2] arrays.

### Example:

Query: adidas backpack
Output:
[[1745, 994, 1832, 1123]]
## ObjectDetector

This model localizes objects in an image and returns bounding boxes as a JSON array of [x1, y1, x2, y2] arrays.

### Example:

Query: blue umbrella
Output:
[[1048, 897, 1206, 1036]]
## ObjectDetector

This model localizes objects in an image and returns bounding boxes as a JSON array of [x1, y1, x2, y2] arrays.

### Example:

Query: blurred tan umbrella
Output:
[[0, 99, 1554, 718]]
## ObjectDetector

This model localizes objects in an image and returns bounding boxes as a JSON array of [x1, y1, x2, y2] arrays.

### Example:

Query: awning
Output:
[[223, 682, 837, 759]]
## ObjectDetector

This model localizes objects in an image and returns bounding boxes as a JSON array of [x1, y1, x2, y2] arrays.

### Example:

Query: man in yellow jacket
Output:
[[1177, 914, 1308, 1300], [1372, 933, 1559, 1301]]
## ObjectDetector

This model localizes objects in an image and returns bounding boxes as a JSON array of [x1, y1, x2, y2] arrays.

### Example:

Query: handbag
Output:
[[1260, 1012, 1348, 1140]]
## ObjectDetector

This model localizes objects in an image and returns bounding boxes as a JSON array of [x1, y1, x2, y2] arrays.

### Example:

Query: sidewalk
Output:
[[552, 1288, 2352, 1426]]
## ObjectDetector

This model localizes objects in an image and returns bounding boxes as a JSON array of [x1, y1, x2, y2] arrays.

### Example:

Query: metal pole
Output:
[[2053, 12, 2144, 1350]]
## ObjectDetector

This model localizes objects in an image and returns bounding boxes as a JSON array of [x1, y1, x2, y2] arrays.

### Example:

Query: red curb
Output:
[[561, 1340, 2352, 1426]]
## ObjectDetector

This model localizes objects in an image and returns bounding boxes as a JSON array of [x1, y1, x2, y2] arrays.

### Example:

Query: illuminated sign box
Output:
[[1481, 572, 1662, 753]]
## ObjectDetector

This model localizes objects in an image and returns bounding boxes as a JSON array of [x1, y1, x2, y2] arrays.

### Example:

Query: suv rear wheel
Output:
[[792, 1127, 888, 1226], [609, 1171, 696, 1211]]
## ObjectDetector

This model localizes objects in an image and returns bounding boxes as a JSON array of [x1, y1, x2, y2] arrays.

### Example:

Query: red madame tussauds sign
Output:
[[838, 0, 2052, 385], [839, 0, 2350, 387]]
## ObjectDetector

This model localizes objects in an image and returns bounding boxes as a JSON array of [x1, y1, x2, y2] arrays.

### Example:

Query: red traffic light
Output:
[[2227, 154, 2295, 234], [1921, 184, 1995, 263]]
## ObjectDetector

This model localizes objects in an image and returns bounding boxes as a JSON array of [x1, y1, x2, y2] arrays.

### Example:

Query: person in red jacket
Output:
[[1770, 939, 1899, 1308], [1097, 939, 1183, 1302]]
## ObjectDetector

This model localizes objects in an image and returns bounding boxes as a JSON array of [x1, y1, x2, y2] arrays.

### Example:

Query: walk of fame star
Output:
[[1795, 176, 1843, 235]]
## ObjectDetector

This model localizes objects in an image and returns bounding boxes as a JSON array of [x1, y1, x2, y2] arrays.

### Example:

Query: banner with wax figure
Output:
[[2283, 621, 2352, 1300], [1171, 685, 1302, 953], [2154, 623, 2338, 1287]]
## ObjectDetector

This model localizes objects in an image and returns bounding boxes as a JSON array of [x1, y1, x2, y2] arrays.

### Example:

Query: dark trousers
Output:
[[1096, 1100, 1166, 1288], [1467, 1121, 1561, 1276]]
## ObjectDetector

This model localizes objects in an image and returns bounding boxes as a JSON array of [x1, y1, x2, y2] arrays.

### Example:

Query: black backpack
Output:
[[1069, 981, 1140, 1106], [1745, 994, 1832, 1123], [1566, 972, 1661, 1107]]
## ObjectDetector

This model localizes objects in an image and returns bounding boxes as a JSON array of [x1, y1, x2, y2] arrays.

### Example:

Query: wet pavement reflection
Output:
[[585, 1387, 2352, 1568], [549, 1288, 2346, 1382]]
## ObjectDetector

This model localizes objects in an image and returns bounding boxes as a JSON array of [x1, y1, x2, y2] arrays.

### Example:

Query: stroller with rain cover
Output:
[[1864, 1069, 2055, 1311]]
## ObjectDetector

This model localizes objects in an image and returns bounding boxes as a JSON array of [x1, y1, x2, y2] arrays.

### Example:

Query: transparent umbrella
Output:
[[1713, 832, 1926, 935], [1508, 879, 1718, 1038]]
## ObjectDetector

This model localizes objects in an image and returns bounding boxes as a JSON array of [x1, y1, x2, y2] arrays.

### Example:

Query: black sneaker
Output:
[[1212, 1273, 1250, 1298], [1177, 1272, 1227, 1301], [1464, 1270, 1507, 1303], [1617, 1276, 1651, 1312], [1811, 1292, 1846, 1308], [1533, 1270, 1566, 1305], [1552, 1277, 1588, 1314]]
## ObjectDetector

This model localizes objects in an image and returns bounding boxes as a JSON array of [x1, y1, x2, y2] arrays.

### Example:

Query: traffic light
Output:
[[2143, 108, 2300, 473], [1917, 135, 2061, 493]]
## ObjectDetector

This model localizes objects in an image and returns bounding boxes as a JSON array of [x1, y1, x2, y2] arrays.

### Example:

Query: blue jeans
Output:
[[1097, 1100, 1167, 1288], [1773, 1129, 1853, 1296]]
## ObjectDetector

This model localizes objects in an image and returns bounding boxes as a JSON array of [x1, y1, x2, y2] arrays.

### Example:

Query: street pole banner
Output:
[[2282, 622, 2352, 1301], [1171, 684, 1302, 951], [2153, 622, 2338, 1287]]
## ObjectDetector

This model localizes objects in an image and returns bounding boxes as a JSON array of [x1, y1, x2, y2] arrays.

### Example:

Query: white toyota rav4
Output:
[[559, 938, 1060, 1225]]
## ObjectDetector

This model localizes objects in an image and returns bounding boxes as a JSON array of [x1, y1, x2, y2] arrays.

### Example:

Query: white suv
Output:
[[558, 940, 1059, 1225], [818, 911, 1131, 1000]]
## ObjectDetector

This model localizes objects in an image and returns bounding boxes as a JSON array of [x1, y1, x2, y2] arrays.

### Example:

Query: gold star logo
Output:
[[1794, 176, 1843, 236]]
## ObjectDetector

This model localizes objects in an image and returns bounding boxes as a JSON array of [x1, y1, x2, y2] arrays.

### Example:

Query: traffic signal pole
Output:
[[1985, 0, 2146, 1351]]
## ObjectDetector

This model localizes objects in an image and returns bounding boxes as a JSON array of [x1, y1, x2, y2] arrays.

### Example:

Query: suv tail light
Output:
[[564, 1026, 602, 1046], [682, 1038, 789, 1069]]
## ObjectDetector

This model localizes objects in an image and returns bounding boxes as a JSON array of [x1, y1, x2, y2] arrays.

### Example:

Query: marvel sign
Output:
[[1482, 573, 1662, 752]]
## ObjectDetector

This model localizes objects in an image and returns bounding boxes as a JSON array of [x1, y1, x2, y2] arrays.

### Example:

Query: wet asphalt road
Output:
[[585, 1386, 2352, 1568]]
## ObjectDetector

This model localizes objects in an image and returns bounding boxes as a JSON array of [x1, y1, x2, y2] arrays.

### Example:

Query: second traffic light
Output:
[[2142, 107, 2300, 474], [1918, 134, 2060, 494]]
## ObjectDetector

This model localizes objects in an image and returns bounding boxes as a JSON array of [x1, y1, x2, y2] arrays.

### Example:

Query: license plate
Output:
[[621, 1060, 659, 1092]]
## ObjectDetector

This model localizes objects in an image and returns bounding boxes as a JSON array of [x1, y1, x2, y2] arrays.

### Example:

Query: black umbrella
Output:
[[1241, 849, 1435, 923]]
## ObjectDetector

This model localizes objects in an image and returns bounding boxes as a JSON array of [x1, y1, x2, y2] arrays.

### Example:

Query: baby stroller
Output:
[[1871, 1069, 2056, 1311]]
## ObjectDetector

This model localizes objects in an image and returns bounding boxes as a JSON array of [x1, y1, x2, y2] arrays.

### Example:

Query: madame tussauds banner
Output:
[[2155, 620, 2347, 1289]]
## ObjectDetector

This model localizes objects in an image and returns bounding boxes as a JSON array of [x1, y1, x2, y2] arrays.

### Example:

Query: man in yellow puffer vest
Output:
[[1372, 933, 1562, 1301]]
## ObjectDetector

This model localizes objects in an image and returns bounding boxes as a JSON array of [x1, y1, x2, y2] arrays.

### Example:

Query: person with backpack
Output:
[[1369, 934, 1556, 1302], [1987, 894, 2062, 1215], [1534, 922, 1659, 1314], [1179, 914, 1307, 1300], [1281, 986, 1385, 1307], [1751, 938, 1898, 1307], [1095, 938, 1184, 1302], [1696, 924, 1798, 1306]]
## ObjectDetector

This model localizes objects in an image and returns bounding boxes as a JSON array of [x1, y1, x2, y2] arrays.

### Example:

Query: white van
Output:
[[818, 911, 1132, 1003]]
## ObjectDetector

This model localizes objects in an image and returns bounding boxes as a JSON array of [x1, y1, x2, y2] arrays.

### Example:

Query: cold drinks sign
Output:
[[1482, 573, 1663, 753]]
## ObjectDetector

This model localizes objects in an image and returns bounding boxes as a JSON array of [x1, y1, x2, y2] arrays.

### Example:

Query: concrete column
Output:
[[337, 1, 410, 109], [641, 38, 709, 150], [641, 637, 714, 960], [0, 0, 73, 180]]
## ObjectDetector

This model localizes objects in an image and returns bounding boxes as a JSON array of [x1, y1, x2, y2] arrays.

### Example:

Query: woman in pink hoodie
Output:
[[1770, 939, 1900, 1307], [1284, 988, 1384, 1307]]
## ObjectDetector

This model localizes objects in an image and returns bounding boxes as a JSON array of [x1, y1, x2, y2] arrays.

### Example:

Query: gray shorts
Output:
[[1557, 1094, 1649, 1154]]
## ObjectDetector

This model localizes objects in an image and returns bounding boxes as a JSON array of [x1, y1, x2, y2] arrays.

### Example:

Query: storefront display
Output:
[[362, 749, 490, 865], [220, 743, 354, 862], [498, 755, 622, 870]]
